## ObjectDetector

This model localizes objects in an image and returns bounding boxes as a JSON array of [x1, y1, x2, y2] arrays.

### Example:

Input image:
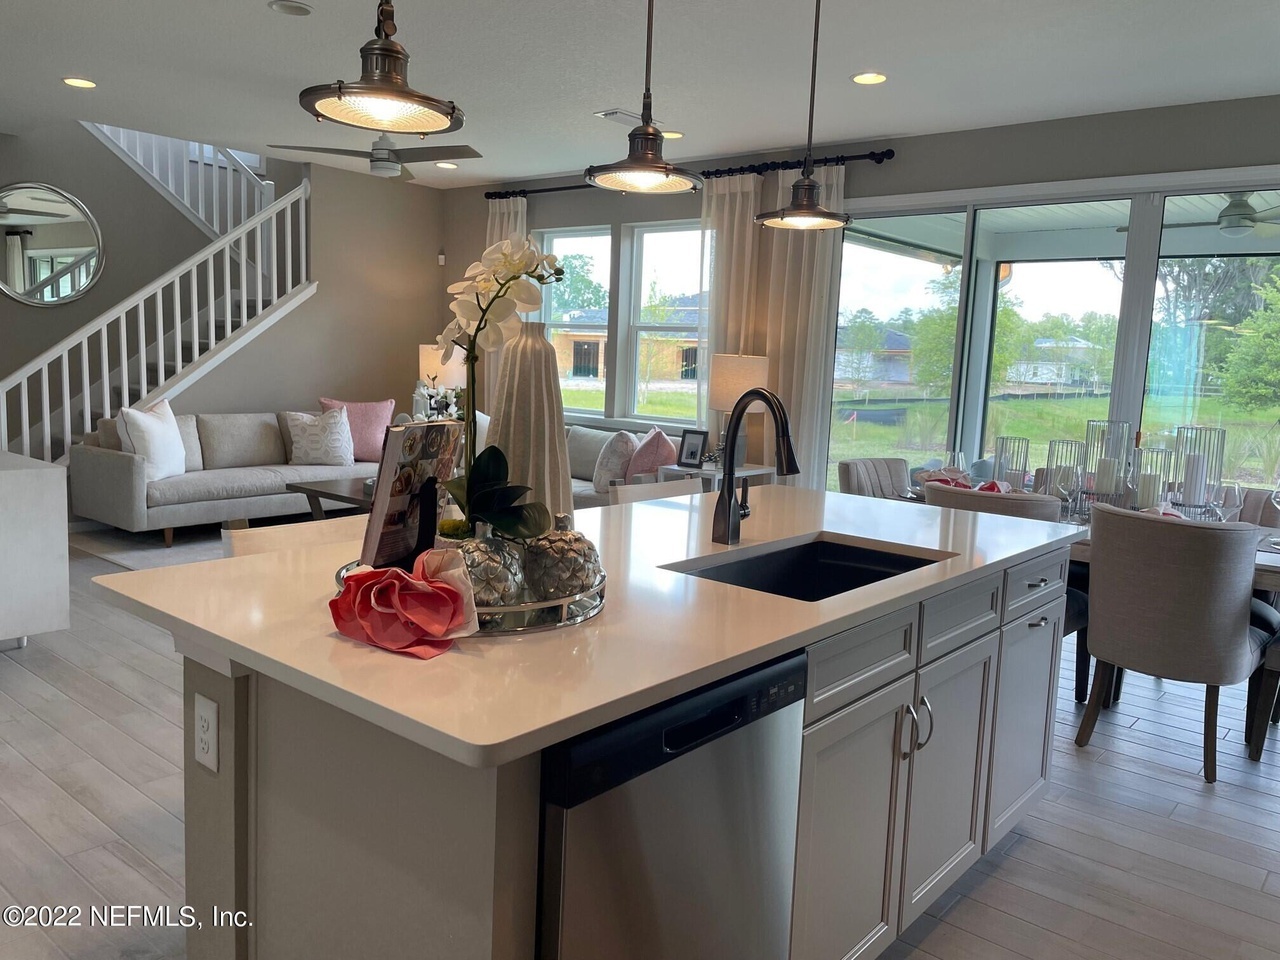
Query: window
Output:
[[540, 229, 612, 413], [826, 213, 967, 490], [1140, 190, 1280, 485], [629, 224, 703, 422]]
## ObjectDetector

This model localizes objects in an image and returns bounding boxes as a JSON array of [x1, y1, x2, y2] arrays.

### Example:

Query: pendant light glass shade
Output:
[[755, 0, 848, 231], [299, 2, 462, 136], [584, 0, 702, 195]]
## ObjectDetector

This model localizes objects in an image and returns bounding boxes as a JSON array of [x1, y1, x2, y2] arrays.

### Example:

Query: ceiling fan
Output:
[[1117, 192, 1280, 237], [0, 200, 68, 225], [268, 134, 480, 179]]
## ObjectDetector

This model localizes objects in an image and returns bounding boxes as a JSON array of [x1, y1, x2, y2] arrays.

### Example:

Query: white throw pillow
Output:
[[116, 400, 187, 483], [284, 408, 355, 466], [593, 430, 639, 494]]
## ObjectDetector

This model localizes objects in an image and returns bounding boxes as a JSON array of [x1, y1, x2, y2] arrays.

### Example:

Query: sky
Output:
[[546, 229, 704, 302]]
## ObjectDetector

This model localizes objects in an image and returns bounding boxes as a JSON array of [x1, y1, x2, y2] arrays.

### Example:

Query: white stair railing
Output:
[[26, 250, 99, 304], [0, 181, 310, 463], [86, 123, 276, 237]]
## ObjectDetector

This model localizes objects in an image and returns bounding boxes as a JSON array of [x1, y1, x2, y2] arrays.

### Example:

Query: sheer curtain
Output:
[[5, 233, 27, 293], [758, 165, 845, 489], [482, 196, 528, 412], [697, 175, 762, 426]]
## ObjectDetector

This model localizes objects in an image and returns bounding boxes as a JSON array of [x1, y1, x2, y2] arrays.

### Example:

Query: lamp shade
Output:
[[709, 354, 769, 411], [419, 344, 466, 388]]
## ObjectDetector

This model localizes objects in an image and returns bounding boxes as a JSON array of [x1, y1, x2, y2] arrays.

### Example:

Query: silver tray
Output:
[[334, 563, 606, 637]]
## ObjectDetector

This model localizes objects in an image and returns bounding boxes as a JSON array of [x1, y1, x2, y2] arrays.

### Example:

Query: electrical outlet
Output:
[[194, 693, 219, 773]]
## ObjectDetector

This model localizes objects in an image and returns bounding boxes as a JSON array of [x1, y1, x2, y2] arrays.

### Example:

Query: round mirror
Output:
[[0, 183, 103, 307]]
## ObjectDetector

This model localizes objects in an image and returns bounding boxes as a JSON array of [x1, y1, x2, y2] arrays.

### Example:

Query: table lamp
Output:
[[419, 344, 467, 389], [709, 354, 769, 466]]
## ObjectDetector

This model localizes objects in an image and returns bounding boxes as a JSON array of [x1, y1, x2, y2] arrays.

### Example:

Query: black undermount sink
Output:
[[677, 537, 944, 602]]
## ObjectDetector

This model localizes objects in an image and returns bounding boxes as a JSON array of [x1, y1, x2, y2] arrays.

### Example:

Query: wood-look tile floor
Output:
[[7, 551, 1280, 960]]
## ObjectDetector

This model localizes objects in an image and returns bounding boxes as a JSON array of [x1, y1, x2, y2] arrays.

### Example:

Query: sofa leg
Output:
[[163, 528, 174, 548]]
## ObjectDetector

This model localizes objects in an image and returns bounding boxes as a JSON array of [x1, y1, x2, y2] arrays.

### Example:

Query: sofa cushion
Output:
[[197, 413, 286, 469], [175, 415, 204, 472], [147, 462, 376, 507], [320, 398, 395, 463], [593, 431, 638, 494], [97, 417, 122, 450], [284, 409, 355, 466], [571, 477, 609, 509], [566, 425, 619, 481]]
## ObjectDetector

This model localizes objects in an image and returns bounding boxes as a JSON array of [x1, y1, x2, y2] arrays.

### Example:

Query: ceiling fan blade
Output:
[[1253, 221, 1280, 237], [1251, 205, 1280, 222], [1118, 220, 1222, 233], [267, 144, 371, 159], [392, 145, 483, 164], [4, 207, 69, 219]]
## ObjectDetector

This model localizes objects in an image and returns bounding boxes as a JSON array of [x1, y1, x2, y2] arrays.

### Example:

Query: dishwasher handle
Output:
[[663, 699, 745, 755]]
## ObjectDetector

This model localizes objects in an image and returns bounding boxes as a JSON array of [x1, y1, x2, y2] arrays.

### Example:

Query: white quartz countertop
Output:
[[93, 487, 1084, 767]]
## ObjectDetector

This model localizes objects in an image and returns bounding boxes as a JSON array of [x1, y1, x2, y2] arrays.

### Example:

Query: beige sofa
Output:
[[566, 424, 676, 509], [70, 412, 377, 537]]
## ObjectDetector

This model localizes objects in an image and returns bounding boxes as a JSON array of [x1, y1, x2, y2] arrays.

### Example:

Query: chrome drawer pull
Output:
[[1027, 577, 1049, 588], [902, 703, 919, 760], [916, 696, 935, 751], [1028, 616, 1049, 628]]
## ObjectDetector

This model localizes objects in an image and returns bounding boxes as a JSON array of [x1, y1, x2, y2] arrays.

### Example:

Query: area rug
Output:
[[69, 525, 226, 571]]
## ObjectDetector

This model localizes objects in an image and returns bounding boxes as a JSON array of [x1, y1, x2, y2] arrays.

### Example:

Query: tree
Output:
[[834, 307, 884, 387], [909, 272, 962, 393], [551, 253, 608, 319], [1223, 276, 1280, 410], [635, 280, 682, 404]]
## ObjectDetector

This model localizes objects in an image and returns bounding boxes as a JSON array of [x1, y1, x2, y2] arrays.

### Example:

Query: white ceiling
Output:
[[3, 0, 1280, 189]]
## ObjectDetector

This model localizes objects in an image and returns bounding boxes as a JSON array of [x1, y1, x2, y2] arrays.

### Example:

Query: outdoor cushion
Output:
[[197, 413, 286, 469]]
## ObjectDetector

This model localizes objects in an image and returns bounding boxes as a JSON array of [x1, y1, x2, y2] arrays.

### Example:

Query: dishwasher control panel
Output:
[[745, 668, 806, 720]]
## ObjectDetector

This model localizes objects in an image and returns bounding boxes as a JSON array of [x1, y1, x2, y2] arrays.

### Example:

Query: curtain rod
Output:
[[484, 148, 895, 200], [4, 229, 33, 237]]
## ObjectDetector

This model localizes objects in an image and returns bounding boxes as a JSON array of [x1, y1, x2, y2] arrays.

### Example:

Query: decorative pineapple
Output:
[[523, 514, 603, 601], [458, 523, 524, 608]]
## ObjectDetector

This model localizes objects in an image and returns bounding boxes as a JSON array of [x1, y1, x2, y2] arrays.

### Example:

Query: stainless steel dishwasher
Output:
[[540, 652, 806, 960]]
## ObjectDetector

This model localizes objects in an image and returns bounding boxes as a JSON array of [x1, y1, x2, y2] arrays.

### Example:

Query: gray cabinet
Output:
[[984, 595, 1065, 850], [791, 675, 913, 960], [899, 632, 997, 931]]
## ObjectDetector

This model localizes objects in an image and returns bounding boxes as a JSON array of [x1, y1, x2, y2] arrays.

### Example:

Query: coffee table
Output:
[[657, 463, 775, 493], [285, 478, 374, 520]]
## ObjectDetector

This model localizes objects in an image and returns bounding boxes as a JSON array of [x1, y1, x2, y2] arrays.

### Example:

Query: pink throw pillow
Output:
[[320, 398, 395, 463], [628, 427, 678, 481]]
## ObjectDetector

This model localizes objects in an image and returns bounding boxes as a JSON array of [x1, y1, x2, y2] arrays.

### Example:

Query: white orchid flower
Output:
[[508, 277, 543, 310], [449, 297, 483, 326]]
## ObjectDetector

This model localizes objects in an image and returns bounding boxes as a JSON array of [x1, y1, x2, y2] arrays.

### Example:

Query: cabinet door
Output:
[[899, 632, 997, 931], [791, 674, 914, 960], [984, 596, 1065, 851]]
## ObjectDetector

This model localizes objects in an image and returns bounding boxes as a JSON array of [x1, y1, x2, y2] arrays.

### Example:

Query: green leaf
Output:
[[443, 475, 469, 511], [466, 446, 509, 502], [477, 502, 552, 539], [470, 484, 532, 514]]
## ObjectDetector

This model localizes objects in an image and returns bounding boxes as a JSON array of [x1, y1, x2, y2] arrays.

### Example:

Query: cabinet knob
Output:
[[1026, 577, 1049, 589], [1028, 616, 1050, 628]]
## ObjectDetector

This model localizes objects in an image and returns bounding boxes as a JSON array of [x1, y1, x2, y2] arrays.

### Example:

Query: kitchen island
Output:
[[93, 486, 1085, 960]]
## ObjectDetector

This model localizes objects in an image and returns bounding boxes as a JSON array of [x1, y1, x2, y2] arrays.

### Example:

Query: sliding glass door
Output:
[[1140, 190, 1280, 484], [825, 212, 967, 490]]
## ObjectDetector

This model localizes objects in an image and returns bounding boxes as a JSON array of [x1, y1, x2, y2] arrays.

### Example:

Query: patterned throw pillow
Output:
[[285, 408, 355, 466], [319, 398, 395, 463], [593, 430, 639, 494], [627, 427, 677, 481]]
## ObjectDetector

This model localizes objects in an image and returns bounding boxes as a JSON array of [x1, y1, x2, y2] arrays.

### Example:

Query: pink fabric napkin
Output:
[[1141, 506, 1187, 519], [975, 480, 1013, 493], [329, 549, 479, 659]]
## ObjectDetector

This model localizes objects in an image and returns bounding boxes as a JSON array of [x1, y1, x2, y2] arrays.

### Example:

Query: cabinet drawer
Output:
[[920, 573, 1002, 664], [806, 607, 918, 724], [1003, 549, 1069, 623]]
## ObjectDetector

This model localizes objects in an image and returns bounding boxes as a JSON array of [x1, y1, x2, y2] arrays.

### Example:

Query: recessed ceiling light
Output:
[[435, 161, 458, 169], [268, 0, 313, 14], [661, 130, 684, 140], [62, 77, 96, 89], [851, 72, 887, 85]]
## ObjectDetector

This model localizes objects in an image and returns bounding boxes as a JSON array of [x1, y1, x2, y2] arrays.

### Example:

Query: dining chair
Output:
[[923, 483, 1094, 704], [222, 515, 367, 557], [1076, 503, 1273, 783], [608, 477, 705, 506], [837, 458, 911, 498]]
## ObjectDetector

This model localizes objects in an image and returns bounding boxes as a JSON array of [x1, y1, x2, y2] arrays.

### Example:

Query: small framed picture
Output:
[[677, 429, 709, 468]]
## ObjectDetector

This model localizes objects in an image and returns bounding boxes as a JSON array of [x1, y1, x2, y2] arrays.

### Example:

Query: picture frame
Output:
[[676, 429, 710, 468]]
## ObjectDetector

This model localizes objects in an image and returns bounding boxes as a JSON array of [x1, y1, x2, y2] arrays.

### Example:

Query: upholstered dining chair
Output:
[[1076, 503, 1275, 783], [608, 477, 705, 506], [923, 482, 1096, 704], [837, 458, 911, 499]]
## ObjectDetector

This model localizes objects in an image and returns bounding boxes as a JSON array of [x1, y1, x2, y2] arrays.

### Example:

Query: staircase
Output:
[[0, 181, 315, 462], [82, 122, 275, 239]]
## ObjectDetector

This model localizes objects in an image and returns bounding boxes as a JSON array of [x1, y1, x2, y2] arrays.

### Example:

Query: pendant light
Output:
[[755, 0, 849, 230], [299, 1, 462, 136], [584, 0, 701, 195]]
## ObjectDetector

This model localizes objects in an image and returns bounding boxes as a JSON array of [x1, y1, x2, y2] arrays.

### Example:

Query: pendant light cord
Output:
[[641, 0, 655, 125], [803, 0, 822, 178]]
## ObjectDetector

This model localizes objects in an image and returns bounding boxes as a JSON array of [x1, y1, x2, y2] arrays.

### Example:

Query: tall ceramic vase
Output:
[[488, 321, 574, 518]]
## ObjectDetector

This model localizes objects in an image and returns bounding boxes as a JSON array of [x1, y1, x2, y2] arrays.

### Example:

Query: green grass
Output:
[[560, 387, 697, 423]]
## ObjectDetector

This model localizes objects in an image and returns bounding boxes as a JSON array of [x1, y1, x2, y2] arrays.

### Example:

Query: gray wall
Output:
[[173, 163, 448, 416], [0, 122, 211, 376]]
